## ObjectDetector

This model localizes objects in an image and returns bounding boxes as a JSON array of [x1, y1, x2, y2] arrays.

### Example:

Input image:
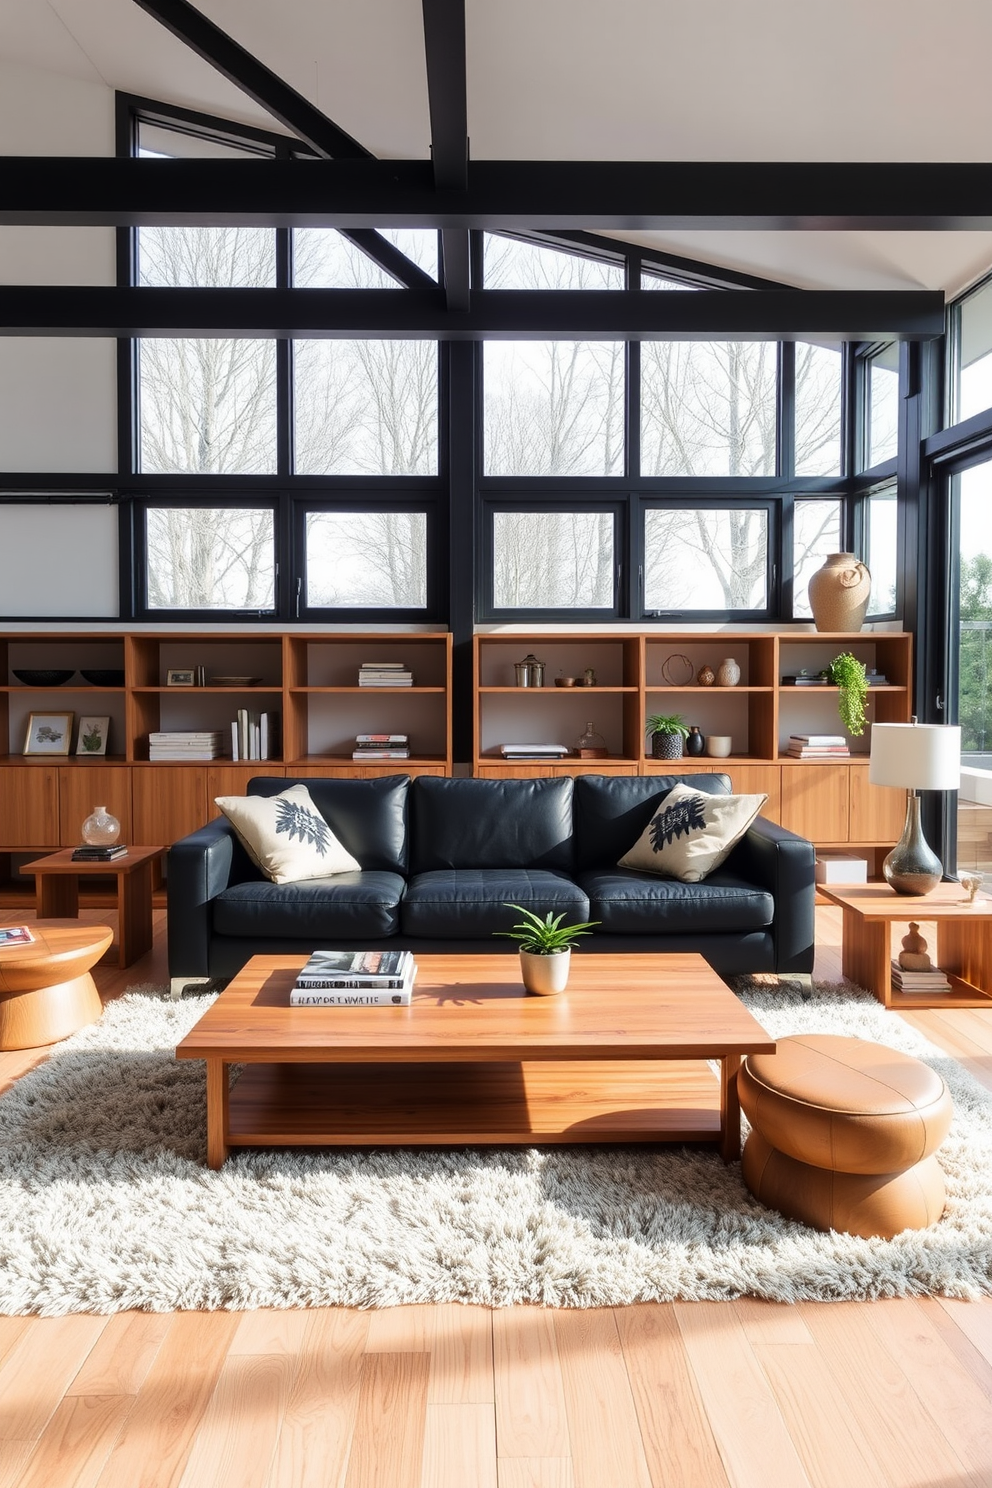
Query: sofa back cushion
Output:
[[410, 776, 575, 873], [572, 773, 732, 872], [247, 774, 409, 874]]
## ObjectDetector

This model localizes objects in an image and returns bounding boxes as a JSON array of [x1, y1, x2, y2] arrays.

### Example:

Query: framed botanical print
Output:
[[76, 716, 110, 756]]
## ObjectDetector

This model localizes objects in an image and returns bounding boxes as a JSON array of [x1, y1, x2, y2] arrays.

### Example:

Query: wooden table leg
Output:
[[116, 860, 154, 968], [720, 1055, 741, 1163], [206, 1060, 230, 1169], [35, 874, 79, 919], [841, 909, 891, 1005]]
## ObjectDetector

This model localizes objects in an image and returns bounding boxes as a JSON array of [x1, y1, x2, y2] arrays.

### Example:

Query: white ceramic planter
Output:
[[520, 948, 571, 995]]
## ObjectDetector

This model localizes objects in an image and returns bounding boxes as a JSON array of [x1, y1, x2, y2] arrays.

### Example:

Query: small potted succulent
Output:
[[496, 904, 600, 995], [646, 713, 691, 760]]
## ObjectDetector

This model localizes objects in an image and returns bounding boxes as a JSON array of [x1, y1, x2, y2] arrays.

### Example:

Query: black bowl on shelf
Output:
[[12, 668, 75, 686], [80, 669, 125, 686]]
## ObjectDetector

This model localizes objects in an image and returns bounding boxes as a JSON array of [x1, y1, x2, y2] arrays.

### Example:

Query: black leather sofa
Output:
[[167, 772, 815, 981]]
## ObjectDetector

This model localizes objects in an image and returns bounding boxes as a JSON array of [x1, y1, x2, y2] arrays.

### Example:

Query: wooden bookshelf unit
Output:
[[0, 631, 452, 856], [474, 630, 913, 853]]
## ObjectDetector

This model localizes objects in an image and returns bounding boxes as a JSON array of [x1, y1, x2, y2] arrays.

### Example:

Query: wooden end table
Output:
[[818, 881, 992, 1008], [0, 922, 112, 1048], [20, 847, 165, 969], [176, 951, 775, 1170]]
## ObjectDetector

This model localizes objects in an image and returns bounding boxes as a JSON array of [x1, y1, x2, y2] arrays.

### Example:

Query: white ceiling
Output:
[[4, 0, 992, 295]]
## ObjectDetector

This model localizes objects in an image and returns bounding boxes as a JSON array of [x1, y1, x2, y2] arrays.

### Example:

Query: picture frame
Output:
[[23, 711, 74, 756], [166, 667, 196, 687], [76, 715, 110, 756]]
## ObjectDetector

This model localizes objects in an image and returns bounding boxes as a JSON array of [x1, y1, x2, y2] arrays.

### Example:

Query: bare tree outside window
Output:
[[795, 343, 843, 476], [145, 507, 275, 610], [306, 512, 427, 608], [493, 511, 614, 609], [793, 499, 843, 618], [295, 229, 437, 287], [294, 339, 438, 475], [644, 509, 768, 610], [867, 347, 899, 467], [641, 341, 776, 478]]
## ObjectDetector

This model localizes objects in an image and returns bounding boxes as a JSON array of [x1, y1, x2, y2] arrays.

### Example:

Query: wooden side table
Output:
[[20, 847, 165, 970], [817, 881, 992, 1008], [0, 922, 113, 1048]]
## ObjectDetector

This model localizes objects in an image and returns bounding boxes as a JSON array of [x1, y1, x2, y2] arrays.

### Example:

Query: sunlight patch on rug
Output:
[[0, 978, 990, 1314]]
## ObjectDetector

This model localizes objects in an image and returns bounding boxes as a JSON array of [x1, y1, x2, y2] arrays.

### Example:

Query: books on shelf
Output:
[[790, 735, 847, 745], [787, 734, 850, 759], [352, 750, 411, 760], [787, 747, 852, 758], [500, 743, 569, 758], [359, 662, 413, 686], [290, 949, 416, 1005], [149, 730, 225, 761], [0, 924, 34, 946], [230, 709, 280, 762], [353, 731, 410, 760], [890, 960, 952, 994]]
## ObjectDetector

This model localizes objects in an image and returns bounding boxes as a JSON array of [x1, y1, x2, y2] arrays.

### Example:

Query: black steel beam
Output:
[[132, 0, 371, 159], [6, 157, 992, 229], [130, 3, 435, 291], [422, 0, 470, 309], [0, 286, 944, 340]]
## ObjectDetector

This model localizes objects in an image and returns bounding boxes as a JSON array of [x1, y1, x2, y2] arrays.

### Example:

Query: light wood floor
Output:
[[1, 904, 992, 1488]]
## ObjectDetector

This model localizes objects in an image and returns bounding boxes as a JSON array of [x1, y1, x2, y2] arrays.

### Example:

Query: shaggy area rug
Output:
[[1, 979, 991, 1315]]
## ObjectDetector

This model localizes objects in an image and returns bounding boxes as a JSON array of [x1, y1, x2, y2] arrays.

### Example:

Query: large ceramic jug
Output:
[[808, 553, 872, 632]]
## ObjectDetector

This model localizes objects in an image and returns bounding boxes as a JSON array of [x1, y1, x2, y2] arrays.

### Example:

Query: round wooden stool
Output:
[[739, 1033, 953, 1239], [0, 922, 112, 1049]]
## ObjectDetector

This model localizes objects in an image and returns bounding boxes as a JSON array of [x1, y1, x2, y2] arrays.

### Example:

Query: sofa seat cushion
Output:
[[213, 871, 405, 940], [577, 869, 774, 936], [401, 869, 589, 940]]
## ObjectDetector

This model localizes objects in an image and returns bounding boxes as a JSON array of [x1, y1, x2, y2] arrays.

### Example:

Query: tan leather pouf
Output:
[[739, 1034, 953, 1239]]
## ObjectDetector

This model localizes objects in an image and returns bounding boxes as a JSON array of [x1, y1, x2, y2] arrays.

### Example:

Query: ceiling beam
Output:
[[131, 0, 435, 291], [5, 157, 992, 229], [422, 0, 470, 310], [0, 286, 944, 340], [132, 0, 371, 159]]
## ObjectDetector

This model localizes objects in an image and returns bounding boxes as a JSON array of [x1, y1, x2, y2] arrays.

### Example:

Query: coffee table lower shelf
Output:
[[223, 1058, 723, 1152]]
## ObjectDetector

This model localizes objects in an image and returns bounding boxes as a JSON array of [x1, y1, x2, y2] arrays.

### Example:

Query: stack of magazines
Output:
[[289, 949, 416, 1005]]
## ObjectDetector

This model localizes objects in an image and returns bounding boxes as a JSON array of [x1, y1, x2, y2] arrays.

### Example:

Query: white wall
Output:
[[0, 505, 119, 617], [0, 58, 117, 477]]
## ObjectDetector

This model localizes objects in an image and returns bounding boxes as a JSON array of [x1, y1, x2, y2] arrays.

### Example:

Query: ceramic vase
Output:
[[808, 553, 872, 633], [717, 657, 741, 687], [685, 726, 705, 757], [697, 666, 716, 687], [520, 948, 570, 995]]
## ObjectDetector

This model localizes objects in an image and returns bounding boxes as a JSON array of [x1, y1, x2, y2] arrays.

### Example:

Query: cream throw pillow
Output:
[[618, 782, 767, 883], [214, 784, 361, 884]]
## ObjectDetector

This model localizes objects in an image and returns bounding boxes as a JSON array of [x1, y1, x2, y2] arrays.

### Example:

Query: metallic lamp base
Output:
[[883, 793, 943, 897]]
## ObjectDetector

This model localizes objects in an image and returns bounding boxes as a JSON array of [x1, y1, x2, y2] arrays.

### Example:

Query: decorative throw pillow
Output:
[[214, 784, 361, 884], [618, 781, 767, 883]]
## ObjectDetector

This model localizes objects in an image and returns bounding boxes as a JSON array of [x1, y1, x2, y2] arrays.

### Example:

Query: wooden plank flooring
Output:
[[0, 904, 991, 1486]]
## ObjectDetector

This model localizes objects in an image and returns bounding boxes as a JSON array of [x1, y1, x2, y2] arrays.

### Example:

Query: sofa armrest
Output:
[[726, 816, 816, 974], [167, 817, 241, 978]]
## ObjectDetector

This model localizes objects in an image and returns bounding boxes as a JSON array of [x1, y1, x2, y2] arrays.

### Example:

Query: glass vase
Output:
[[81, 805, 121, 847]]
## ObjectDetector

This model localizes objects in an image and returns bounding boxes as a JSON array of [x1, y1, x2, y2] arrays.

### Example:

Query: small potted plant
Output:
[[646, 713, 691, 760], [496, 904, 600, 995], [826, 652, 869, 736]]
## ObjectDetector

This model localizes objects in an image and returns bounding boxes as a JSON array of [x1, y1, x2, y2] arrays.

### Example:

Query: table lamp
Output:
[[869, 719, 961, 895]]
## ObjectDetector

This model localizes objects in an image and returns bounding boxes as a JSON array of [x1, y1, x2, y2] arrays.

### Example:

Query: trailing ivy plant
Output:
[[827, 652, 869, 736]]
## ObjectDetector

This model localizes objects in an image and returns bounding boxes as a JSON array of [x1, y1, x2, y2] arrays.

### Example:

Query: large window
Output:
[[640, 342, 777, 477], [794, 343, 843, 476], [793, 498, 843, 619], [490, 508, 616, 611], [143, 505, 276, 611], [294, 341, 439, 476], [864, 345, 899, 468], [304, 509, 429, 609], [643, 506, 770, 613], [484, 343, 624, 476]]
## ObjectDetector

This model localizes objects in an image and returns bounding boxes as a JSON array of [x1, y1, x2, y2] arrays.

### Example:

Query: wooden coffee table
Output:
[[818, 881, 992, 1008], [20, 847, 164, 969], [0, 921, 112, 1049], [176, 952, 775, 1169]]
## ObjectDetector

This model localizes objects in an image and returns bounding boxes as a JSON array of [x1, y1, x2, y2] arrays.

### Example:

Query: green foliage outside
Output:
[[960, 554, 992, 754]]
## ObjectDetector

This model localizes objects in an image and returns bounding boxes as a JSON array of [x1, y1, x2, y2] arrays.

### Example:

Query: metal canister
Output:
[[513, 653, 546, 687]]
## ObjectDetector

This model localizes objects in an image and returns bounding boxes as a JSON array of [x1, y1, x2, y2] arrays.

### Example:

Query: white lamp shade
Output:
[[869, 722, 961, 790]]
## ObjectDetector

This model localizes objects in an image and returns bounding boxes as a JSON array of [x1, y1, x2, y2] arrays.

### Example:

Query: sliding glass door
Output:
[[951, 461, 992, 879]]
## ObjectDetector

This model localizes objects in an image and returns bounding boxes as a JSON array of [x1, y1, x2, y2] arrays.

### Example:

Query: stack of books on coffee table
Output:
[[890, 961, 952, 995], [289, 949, 416, 1005]]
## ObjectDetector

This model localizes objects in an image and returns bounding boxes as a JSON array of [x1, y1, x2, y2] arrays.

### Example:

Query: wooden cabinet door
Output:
[[132, 768, 206, 846], [59, 766, 132, 847], [848, 765, 907, 844], [0, 765, 59, 847], [778, 765, 850, 843]]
